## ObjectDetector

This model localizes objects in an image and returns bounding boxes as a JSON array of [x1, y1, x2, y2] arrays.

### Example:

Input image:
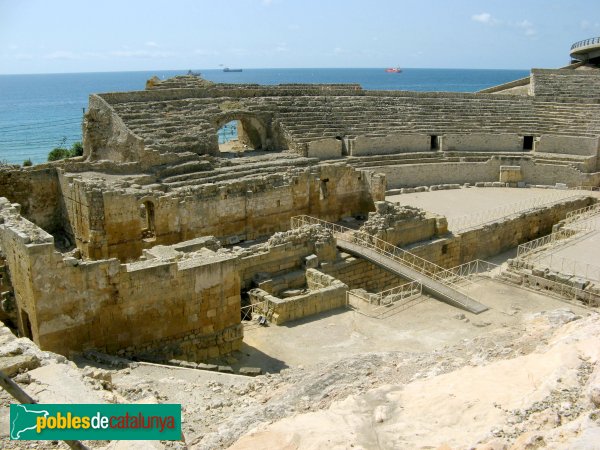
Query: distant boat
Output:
[[187, 70, 202, 76], [223, 68, 243, 72], [385, 67, 402, 73]]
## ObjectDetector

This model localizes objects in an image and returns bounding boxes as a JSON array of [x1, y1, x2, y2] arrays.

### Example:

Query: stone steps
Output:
[[160, 157, 316, 186]]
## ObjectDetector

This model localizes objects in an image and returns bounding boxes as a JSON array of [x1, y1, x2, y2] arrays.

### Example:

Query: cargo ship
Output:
[[223, 67, 243, 72], [385, 67, 402, 73]]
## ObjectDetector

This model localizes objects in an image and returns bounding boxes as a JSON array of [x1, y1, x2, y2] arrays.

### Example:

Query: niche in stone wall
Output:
[[140, 200, 156, 241]]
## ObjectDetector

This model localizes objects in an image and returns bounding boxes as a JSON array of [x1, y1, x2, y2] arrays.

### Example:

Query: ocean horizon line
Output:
[[0, 66, 533, 77]]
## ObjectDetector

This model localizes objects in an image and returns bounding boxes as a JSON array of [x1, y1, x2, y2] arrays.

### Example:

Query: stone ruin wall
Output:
[[0, 199, 242, 361], [0, 167, 64, 234], [379, 157, 600, 189], [408, 196, 594, 268], [58, 165, 384, 261]]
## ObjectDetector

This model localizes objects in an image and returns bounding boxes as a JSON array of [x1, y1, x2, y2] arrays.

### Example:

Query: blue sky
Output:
[[1, 0, 599, 74]]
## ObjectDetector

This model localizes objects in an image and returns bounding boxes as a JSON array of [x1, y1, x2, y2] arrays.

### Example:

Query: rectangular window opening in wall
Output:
[[441, 244, 448, 255], [430, 135, 439, 150], [20, 309, 33, 339], [523, 135, 534, 151], [320, 178, 329, 199]]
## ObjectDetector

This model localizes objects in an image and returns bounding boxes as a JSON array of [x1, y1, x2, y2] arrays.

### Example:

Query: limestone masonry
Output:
[[0, 57, 599, 364]]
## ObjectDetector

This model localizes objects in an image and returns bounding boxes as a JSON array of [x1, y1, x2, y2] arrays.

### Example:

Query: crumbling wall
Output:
[[320, 253, 408, 292], [248, 269, 347, 325], [0, 167, 64, 233], [65, 166, 384, 261], [407, 196, 594, 267], [238, 224, 338, 289], [358, 201, 446, 247], [0, 199, 242, 361]]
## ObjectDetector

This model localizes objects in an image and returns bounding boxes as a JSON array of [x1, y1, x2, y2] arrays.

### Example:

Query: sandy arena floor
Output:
[[238, 278, 590, 372]]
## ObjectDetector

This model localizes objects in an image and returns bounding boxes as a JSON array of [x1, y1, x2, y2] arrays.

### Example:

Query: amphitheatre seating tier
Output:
[[532, 69, 600, 100], [89, 74, 600, 166], [160, 155, 318, 188]]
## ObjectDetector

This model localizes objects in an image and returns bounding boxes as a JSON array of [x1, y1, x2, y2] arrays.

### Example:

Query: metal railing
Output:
[[347, 280, 423, 318], [291, 215, 473, 295], [535, 254, 600, 283], [447, 259, 500, 279], [241, 300, 272, 329], [448, 192, 586, 233], [571, 37, 600, 51], [517, 228, 580, 258], [564, 202, 600, 224]]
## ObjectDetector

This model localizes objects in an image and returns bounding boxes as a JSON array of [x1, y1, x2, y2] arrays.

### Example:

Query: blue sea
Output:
[[0, 68, 528, 164]]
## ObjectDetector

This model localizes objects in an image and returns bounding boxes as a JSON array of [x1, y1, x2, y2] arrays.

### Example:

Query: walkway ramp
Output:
[[291, 216, 488, 314]]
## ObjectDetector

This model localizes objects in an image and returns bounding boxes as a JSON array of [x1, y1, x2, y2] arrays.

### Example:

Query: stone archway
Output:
[[214, 113, 271, 153]]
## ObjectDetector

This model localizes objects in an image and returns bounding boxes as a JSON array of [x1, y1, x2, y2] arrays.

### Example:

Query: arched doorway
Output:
[[214, 113, 270, 154]]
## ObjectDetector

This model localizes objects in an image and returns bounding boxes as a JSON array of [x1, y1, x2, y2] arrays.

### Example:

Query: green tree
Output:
[[22, 158, 33, 167], [47, 147, 70, 161], [70, 142, 83, 156], [47, 142, 83, 161]]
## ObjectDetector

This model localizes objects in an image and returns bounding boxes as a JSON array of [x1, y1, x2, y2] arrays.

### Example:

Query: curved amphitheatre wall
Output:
[[1, 67, 600, 363], [78, 71, 600, 190]]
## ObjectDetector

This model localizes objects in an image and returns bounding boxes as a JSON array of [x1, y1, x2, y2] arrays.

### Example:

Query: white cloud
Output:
[[472, 13, 492, 24], [515, 19, 536, 37], [44, 50, 78, 60], [261, 0, 273, 5], [472, 13, 536, 37], [15, 53, 33, 60], [145, 41, 159, 48]]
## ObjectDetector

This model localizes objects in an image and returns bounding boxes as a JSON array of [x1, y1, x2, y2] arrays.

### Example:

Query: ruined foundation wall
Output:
[[68, 166, 384, 261], [249, 269, 347, 325], [408, 197, 593, 267], [321, 253, 407, 292], [0, 167, 64, 233], [0, 199, 241, 361]]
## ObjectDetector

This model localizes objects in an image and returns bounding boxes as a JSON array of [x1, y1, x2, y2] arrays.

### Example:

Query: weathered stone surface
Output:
[[239, 367, 262, 376], [218, 365, 234, 374], [0, 354, 40, 376]]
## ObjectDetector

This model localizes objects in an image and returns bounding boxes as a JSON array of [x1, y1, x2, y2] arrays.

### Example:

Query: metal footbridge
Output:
[[291, 216, 488, 314]]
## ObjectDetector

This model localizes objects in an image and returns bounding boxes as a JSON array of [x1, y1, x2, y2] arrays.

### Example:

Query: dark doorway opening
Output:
[[141, 200, 156, 240], [523, 136, 534, 151], [241, 290, 252, 321], [20, 309, 33, 339], [430, 135, 440, 150]]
